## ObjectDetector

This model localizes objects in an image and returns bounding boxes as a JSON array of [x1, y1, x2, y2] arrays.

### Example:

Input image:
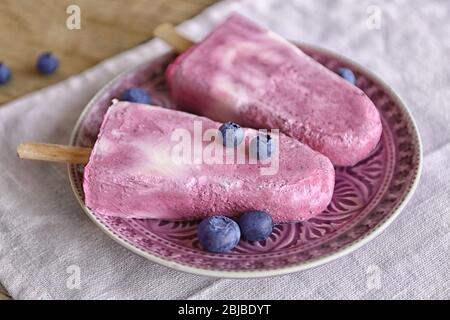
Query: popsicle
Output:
[[82, 101, 335, 222], [166, 14, 382, 166]]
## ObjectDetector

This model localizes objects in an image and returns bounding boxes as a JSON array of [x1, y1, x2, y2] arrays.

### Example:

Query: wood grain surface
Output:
[[0, 0, 217, 105], [0, 0, 217, 300]]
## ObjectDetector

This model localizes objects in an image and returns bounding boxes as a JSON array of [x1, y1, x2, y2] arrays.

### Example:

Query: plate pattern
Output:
[[69, 46, 421, 274]]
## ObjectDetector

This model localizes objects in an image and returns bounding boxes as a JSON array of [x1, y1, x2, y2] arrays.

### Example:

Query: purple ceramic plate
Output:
[[68, 44, 422, 278]]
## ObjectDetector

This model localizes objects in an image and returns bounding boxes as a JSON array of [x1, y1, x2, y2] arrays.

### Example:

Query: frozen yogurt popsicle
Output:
[[83, 102, 335, 222], [166, 14, 382, 166]]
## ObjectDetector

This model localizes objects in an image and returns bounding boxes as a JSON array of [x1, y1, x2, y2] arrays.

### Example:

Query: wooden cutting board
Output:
[[0, 0, 217, 105], [0, 0, 217, 300]]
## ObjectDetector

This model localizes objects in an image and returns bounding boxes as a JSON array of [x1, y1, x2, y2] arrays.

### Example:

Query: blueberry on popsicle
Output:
[[249, 134, 275, 160], [218, 121, 244, 147]]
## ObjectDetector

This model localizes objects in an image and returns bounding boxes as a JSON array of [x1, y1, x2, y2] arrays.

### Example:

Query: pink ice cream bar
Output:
[[166, 14, 382, 166], [83, 102, 334, 222]]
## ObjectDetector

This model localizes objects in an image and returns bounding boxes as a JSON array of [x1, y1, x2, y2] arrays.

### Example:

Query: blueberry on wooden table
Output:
[[36, 52, 59, 75], [0, 62, 12, 85]]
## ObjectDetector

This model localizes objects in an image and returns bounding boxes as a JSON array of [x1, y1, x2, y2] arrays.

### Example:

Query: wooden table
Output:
[[0, 0, 217, 300]]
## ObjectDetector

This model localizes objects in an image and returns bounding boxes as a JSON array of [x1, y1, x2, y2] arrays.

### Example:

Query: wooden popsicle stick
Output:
[[17, 142, 92, 164], [154, 23, 194, 53]]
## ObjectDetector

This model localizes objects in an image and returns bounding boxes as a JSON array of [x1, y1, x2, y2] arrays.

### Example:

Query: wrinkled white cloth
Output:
[[1, 0, 449, 300]]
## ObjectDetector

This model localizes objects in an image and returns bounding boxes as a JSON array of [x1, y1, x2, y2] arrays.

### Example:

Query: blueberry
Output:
[[0, 62, 12, 85], [239, 211, 273, 242], [249, 133, 275, 160], [197, 215, 241, 253], [121, 87, 152, 104], [219, 121, 244, 147], [336, 67, 356, 84], [36, 52, 59, 75]]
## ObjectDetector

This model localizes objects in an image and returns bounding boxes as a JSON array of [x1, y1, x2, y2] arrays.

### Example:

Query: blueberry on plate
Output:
[[336, 67, 356, 85], [249, 133, 275, 160], [36, 52, 59, 75], [0, 62, 12, 85], [121, 87, 152, 104], [198, 215, 241, 253], [219, 121, 244, 147], [239, 210, 273, 242]]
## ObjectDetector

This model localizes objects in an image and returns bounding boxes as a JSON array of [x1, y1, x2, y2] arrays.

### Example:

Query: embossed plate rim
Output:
[[68, 43, 422, 278]]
